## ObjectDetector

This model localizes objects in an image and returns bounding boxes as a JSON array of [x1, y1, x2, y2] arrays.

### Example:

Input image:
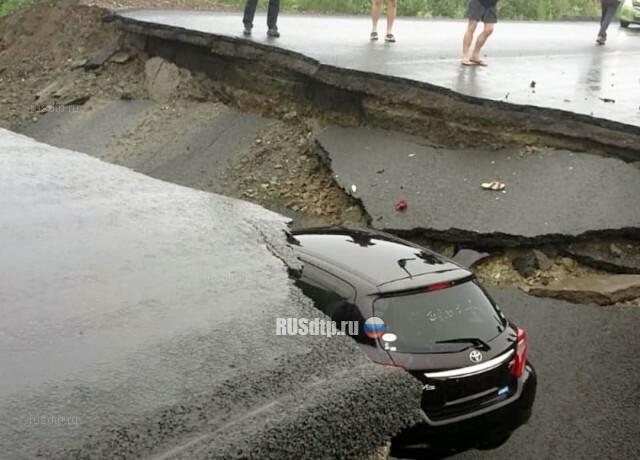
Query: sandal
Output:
[[481, 180, 506, 191], [385, 33, 396, 43], [370, 31, 378, 41], [470, 59, 488, 66]]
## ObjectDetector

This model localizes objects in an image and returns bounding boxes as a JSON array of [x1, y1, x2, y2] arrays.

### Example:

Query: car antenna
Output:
[[397, 258, 416, 278]]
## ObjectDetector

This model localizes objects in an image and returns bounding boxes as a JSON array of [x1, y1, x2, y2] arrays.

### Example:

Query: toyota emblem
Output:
[[469, 350, 483, 363]]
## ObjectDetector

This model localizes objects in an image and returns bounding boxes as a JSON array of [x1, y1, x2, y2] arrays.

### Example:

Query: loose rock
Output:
[[529, 274, 640, 306], [532, 249, 553, 271], [513, 251, 538, 278]]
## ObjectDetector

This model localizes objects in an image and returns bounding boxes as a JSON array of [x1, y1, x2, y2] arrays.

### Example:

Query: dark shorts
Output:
[[465, 0, 498, 24]]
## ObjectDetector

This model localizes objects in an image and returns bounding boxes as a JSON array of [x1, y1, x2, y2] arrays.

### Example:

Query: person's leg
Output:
[[372, 0, 382, 35], [599, 1, 620, 38], [386, 0, 397, 37], [596, 2, 607, 43], [243, 0, 258, 28], [267, 0, 280, 32], [462, 20, 478, 63], [470, 22, 494, 62]]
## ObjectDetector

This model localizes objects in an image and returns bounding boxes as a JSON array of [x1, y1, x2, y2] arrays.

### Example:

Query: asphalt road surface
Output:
[[319, 127, 640, 242], [0, 129, 421, 459], [393, 288, 640, 460], [1, 128, 638, 459], [118, 10, 640, 127]]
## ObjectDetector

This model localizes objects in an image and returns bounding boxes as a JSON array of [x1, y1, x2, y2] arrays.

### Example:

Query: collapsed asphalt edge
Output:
[[111, 12, 640, 163]]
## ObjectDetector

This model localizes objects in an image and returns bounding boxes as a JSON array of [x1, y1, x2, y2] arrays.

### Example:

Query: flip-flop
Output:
[[461, 59, 475, 66], [481, 181, 505, 191], [370, 32, 378, 41], [470, 59, 488, 66]]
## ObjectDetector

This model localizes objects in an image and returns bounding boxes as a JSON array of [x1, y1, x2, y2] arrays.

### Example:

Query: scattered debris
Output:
[[283, 110, 298, 120], [513, 249, 553, 278], [351, 184, 357, 194], [599, 97, 615, 104], [341, 206, 366, 226], [63, 95, 90, 107], [395, 200, 407, 211], [529, 274, 640, 306], [561, 257, 578, 271], [109, 50, 134, 64], [565, 240, 640, 274], [70, 59, 88, 69], [519, 145, 541, 157], [530, 81, 536, 89], [84, 41, 122, 70], [145, 56, 195, 101], [532, 249, 553, 271], [35, 79, 67, 100], [513, 251, 538, 278], [481, 180, 505, 191], [609, 243, 623, 258]]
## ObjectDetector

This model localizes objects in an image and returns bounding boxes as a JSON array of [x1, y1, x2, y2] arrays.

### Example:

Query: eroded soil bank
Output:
[[2, 0, 639, 307]]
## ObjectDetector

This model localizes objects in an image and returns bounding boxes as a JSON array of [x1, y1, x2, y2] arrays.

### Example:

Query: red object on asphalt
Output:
[[396, 200, 407, 211]]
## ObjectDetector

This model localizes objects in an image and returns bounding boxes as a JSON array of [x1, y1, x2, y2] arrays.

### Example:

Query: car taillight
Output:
[[511, 328, 527, 378], [425, 282, 451, 292]]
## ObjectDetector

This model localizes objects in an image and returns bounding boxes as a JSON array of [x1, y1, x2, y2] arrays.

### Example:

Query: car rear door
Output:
[[295, 262, 359, 330]]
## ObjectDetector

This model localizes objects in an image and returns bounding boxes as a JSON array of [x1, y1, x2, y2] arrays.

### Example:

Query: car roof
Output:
[[290, 228, 471, 290]]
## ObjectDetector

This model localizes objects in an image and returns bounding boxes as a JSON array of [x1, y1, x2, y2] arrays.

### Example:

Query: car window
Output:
[[373, 280, 506, 353], [297, 262, 356, 305], [296, 263, 374, 345]]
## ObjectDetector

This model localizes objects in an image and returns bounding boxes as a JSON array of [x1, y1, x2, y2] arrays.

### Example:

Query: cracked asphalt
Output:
[[3, 8, 639, 459], [319, 126, 640, 243], [117, 10, 640, 127]]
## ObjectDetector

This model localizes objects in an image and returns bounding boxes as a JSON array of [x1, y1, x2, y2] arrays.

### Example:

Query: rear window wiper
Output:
[[435, 337, 491, 351]]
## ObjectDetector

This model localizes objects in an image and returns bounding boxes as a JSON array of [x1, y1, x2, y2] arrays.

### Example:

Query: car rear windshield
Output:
[[373, 281, 506, 353]]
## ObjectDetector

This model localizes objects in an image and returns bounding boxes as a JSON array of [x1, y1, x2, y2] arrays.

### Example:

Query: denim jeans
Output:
[[243, 0, 280, 29]]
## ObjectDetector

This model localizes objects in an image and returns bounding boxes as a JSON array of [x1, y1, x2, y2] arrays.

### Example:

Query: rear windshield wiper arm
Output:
[[435, 337, 491, 351]]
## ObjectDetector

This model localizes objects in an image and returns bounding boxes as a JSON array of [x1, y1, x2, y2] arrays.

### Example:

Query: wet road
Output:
[[118, 10, 640, 127], [393, 288, 640, 460], [1, 128, 638, 459], [319, 127, 640, 242], [0, 129, 421, 459]]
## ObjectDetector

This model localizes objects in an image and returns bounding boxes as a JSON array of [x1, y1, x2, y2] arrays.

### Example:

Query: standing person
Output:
[[461, 0, 498, 66], [243, 0, 280, 38], [597, 0, 621, 45], [371, 0, 397, 43]]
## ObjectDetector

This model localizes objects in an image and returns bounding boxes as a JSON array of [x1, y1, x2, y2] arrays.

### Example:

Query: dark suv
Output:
[[289, 228, 536, 450]]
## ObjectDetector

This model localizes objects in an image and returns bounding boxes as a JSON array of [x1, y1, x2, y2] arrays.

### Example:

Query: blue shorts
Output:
[[465, 0, 498, 24]]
